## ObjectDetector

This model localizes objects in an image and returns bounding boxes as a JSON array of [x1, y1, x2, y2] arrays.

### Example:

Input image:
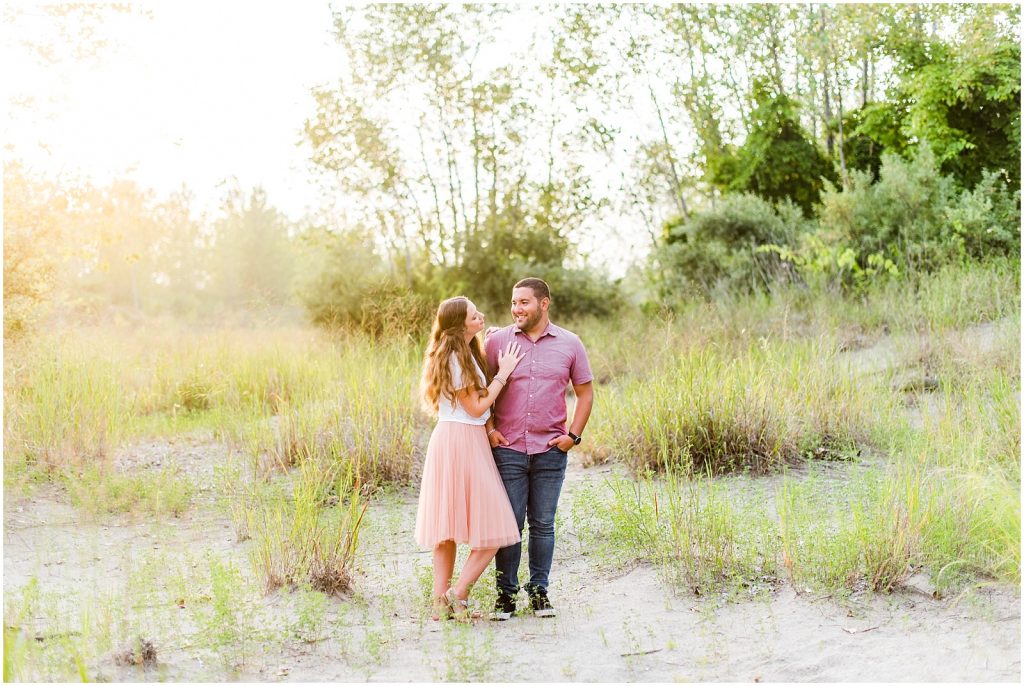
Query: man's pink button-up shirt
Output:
[[484, 322, 593, 455]]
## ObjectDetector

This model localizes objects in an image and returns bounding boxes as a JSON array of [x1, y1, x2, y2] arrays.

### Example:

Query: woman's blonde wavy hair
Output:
[[420, 296, 492, 413]]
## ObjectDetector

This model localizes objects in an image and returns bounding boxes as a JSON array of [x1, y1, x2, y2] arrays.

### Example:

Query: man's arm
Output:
[[548, 381, 593, 452], [568, 381, 593, 438]]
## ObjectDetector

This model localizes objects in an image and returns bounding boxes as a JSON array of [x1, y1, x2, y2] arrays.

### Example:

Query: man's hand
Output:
[[488, 429, 510, 448], [548, 435, 575, 452]]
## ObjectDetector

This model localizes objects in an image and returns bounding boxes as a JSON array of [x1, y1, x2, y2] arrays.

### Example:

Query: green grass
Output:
[[591, 336, 893, 475], [64, 464, 193, 517], [777, 464, 927, 593], [246, 459, 368, 595], [572, 469, 780, 599]]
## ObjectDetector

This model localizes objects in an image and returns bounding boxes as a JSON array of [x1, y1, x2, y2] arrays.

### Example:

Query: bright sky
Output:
[[3, 2, 659, 276], [5, 1, 342, 219]]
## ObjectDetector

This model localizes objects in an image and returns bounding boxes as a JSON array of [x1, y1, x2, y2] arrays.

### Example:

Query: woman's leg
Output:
[[432, 540, 456, 616], [433, 540, 456, 596], [451, 547, 499, 599]]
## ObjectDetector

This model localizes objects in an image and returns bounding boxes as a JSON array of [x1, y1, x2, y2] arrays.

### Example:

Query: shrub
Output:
[[817, 147, 958, 272], [656, 193, 808, 300], [248, 459, 368, 595], [946, 170, 1022, 261], [590, 337, 888, 475], [296, 226, 434, 338]]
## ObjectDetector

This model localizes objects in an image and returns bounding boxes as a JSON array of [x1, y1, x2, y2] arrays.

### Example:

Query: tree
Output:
[[863, 4, 1021, 188], [716, 83, 836, 215], [3, 163, 62, 339], [208, 185, 296, 308], [304, 4, 614, 322]]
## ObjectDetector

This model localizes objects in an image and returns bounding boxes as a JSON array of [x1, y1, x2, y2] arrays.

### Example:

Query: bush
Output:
[[946, 170, 1022, 260], [814, 148, 1020, 278], [655, 193, 808, 299], [817, 147, 957, 272], [296, 227, 433, 338], [452, 224, 625, 322]]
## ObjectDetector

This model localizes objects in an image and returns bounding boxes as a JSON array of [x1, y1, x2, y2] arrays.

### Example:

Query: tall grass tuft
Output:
[[776, 466, 925, 593], [231, 336, 428, 487], [248, 459, 368, 595], [572, 469, 779, 597], [4, 349, 127, 473], [592, 338, 890, 475]]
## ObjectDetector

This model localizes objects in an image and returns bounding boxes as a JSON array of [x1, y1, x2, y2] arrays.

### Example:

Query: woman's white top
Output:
[[438, 354, 490, 425]]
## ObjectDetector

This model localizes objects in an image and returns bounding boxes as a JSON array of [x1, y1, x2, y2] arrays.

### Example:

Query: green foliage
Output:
[[715, 84, 836, 215], [299, 216, 622, 334], [817, 147, 1020, 274], [295, 226, 434, 337], [840, 105, 896, 179], [656, 193, 808, 299], [883, 19, 1021, 188], [760, 231, 900, 295], [817, 148, 957, 272], [849, 101, 912, 168], [946, 171, 1022, 260]]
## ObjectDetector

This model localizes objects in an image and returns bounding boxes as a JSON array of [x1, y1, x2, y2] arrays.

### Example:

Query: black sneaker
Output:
[[489, 591, 517, 621], [528, 587, 557, 618]]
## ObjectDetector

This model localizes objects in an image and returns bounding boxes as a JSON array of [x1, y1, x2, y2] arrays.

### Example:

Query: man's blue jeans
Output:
[[492, 446, 568, 596]]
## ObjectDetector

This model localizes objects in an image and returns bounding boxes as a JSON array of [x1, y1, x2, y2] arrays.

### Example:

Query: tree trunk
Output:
[[861, 55, 869, 107], [417, 124, 447, 266], [648, 77, 688, 220], [836, 87, 848, 187], [768, 7, 785, 94], [819, 8, 834, 158]]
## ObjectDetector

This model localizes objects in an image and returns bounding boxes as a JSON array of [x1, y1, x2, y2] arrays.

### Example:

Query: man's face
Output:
[[511, 287, 546, 331]]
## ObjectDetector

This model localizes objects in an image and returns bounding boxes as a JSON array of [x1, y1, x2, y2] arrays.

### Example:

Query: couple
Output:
[[414, 277, 594, 622]]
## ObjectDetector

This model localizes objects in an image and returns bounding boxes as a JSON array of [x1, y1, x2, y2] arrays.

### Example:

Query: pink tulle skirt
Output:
[[414, 421, 521, 550]]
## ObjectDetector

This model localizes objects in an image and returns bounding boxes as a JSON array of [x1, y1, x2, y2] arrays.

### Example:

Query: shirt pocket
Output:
[[536, 348, 573, 381]]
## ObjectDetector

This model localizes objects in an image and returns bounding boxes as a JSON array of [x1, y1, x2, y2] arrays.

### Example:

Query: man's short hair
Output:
[[513, 277, 550, 301]]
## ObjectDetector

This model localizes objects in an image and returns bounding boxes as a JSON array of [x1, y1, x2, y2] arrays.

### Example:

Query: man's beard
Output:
[[515, 311, 541, 331]]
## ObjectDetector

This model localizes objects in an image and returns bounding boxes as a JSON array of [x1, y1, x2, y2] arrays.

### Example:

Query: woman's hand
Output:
[[496, 341, 524, 380]]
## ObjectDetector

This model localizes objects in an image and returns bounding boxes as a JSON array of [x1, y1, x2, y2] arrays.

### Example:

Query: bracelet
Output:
[[487, 428, 498, 436], [494, 376, 507, 386]]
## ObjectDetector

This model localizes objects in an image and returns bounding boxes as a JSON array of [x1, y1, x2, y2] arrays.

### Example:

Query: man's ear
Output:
[[540, 297, 550, 312]]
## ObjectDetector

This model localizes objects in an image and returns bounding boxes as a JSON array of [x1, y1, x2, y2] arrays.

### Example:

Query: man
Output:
[[483, 277, 594, 620]]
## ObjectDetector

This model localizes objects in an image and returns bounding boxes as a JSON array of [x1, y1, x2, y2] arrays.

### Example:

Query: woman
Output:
[[415, 296, 524, 621]]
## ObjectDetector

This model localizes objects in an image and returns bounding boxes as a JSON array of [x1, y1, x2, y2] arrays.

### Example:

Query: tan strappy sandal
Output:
[[443, 588, 470, 622], [431, 594, 453, 621]]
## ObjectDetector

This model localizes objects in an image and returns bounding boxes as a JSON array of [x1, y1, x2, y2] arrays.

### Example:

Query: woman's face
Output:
[[464, 301, 485, 338]]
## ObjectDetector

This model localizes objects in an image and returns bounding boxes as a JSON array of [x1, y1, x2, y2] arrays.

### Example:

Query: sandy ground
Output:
[[3, 320, 1021, 682], [4, 449, 1020, 683]]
